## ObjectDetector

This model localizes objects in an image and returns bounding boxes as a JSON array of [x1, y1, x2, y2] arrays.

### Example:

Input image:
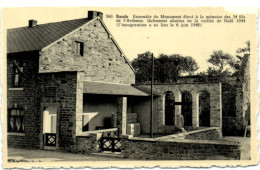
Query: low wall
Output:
[[185, 127, 221, 140], [76, 134, 101, 154], [121, 136, 240, 160], [156, 127, 221, 141], [76, 128, 117, 154]]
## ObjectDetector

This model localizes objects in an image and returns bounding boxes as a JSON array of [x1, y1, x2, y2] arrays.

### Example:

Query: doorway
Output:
[[199, 91, 210, 127], [41, 103, 59, 150], [165, 91, 175, 126], [181, 91, 192, 127]]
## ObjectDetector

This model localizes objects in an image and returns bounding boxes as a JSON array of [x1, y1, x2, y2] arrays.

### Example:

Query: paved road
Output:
[[8, 148, 123, 162]]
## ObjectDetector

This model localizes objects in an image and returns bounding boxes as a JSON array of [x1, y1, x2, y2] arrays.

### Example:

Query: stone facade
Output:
[[7, 14, 136, 150], [7, 52, 80, 151], [134, 82, 222, 134], [7, 52, 40, 148], [39, 72, 78, 152], [39, 18, 135, 84], [121, 136, 240, 160]]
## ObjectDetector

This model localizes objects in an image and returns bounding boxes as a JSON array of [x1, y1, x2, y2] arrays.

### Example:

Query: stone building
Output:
[[7, 11, 233, 154], [7, 11, 150, 151]]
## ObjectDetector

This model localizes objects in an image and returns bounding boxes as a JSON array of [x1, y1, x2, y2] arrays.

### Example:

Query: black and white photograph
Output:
[[0, 5, 258, 168]]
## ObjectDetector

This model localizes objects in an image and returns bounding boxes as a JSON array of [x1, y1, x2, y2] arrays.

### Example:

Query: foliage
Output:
[[131, 51, 154, 83], [131, 51, 199, 83], [207, 50, 236, 75], [233, 41, 250, 76], [198, 41, 250, 80]]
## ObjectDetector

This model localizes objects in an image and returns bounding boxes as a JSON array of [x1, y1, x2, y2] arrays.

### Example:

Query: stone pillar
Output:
[[157, 96, 165, 133], [210, 83, 222, 129], [174, 91, 182, 126], [116, 97, 127, 136], [236, 83, 244, 125], [192, 91, 199, 129]]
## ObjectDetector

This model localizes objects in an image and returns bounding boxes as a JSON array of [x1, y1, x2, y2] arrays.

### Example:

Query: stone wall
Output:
[[233, 54, 250, 136], [7, 135, 27, 148], [184, 127, 221, 140], [121, 136, 240, 160], [242, 55, 250, 124], [156, 127, 221, 141], [134, 83, 222, 134], [7, 52, 80, 150], [7, 52, 41, 148], [76, 133, 101, 154], [39, 72, 78, 152], [39, 18, 135, 84]]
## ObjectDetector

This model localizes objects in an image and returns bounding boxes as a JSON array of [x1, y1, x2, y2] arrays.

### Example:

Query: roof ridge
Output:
[[7, 17, 88, 31]]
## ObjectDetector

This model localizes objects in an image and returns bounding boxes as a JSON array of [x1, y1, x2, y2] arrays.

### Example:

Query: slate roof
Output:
[[83, 81, 150, 96], [7, 18, 91, 53]]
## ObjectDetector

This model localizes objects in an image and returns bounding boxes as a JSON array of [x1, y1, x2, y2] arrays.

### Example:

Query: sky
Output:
[[2, 7, 257, 72]]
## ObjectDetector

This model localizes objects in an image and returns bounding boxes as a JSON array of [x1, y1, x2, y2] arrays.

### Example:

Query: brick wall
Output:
[[39, 18, 135, 84], [121, 136, 240, 160]]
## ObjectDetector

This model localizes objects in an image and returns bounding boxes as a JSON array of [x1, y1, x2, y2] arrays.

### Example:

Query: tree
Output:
[[207, 50, 235, 73], [197, 50, 237, 82], [131, 52, 199, 83], [232, 41, 250, 76], [237, 40, 250, 57], [181, 56, 199, 75], [131, 51, 154, 83]]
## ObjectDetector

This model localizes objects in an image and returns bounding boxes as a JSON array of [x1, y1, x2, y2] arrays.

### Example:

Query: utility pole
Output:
[[150, 53, 154, 138]]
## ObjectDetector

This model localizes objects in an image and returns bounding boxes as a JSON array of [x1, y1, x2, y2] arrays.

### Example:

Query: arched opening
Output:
[[199, 91, 210, 127], [181, 91, 192, 127], [165, 91, 175, 126]]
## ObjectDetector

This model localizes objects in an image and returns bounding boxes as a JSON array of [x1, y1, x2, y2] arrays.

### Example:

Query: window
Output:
[[75, 41, 84, 56], [8, 108, 25, 133], [13, 61, 23, 87]]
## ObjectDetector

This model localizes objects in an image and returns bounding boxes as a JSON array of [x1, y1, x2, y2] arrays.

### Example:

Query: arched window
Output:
[[181, 91, 192, 126], [199, 90, 210, 127], [165, 91, 175, 126]]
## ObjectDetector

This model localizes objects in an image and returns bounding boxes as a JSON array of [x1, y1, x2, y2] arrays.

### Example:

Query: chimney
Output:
[[29, 20, 37, 27], [88, 11, 103, 20]]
